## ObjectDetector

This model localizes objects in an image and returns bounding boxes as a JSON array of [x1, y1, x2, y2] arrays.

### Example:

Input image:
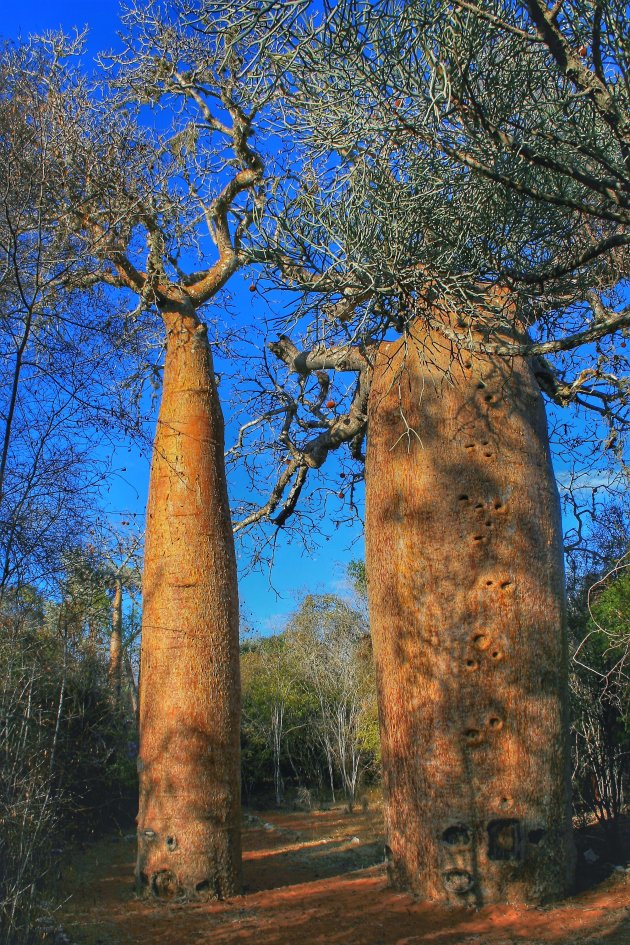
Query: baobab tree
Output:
[[225, 0, 630, 906], [79, 13, 260, 896], [4, 3, 313, 898]]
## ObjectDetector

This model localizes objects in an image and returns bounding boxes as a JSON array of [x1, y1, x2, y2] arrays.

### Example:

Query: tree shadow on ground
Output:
[[56, 808, 630, 945]]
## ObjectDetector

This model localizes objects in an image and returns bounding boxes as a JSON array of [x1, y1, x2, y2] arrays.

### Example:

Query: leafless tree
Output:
[[0, 36, 154, 603], [288, 593, 374, 811]]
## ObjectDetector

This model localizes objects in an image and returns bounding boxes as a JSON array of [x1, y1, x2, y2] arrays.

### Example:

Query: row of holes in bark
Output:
[[441, 821, 546, 896], [464, 442, 494, 459], [462, 713, 504, 746], [442, 819, 546, 857], [460, 381, 500, 482], [475, 379, 499, 406], [139, 868, 222, 900], [457, 495, 508, 548], [465, 631, 504, 672]]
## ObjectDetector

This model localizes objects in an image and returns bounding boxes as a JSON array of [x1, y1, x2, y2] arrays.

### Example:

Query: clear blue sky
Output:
[[2, 1, 364, 634]]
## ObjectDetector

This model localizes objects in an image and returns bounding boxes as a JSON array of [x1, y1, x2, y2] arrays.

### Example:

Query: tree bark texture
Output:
[[108, 575, 123, 699], [136, 309, 241, 900], [365, 324, 574, 906]]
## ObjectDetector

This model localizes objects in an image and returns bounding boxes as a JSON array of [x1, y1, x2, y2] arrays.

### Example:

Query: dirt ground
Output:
[[55, 805, 630, 945]]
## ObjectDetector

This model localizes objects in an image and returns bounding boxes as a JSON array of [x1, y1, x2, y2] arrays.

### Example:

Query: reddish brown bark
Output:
[[108, 575, 123, 699], [365, 323, 574, 905], [136, 306, 241, 900]]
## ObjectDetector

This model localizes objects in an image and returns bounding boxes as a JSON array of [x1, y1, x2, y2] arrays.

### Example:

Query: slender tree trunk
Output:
[[124, 649, 139, 719], [136, 306, 241, 900], [323, 740, 336, 804], [108, 575, 123, 699], [365, 323, 574, 906], [272, 701, 284, 808]]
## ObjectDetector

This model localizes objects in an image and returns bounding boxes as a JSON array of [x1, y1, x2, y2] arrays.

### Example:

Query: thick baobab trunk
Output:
[[136, 306, 241, 900], [365, 324, 573, 906], [108, 575, 123, 699]]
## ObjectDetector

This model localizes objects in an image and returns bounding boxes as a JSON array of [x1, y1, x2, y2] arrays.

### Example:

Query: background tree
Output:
[[288, 592, 377, 811], [240, 634, 306, 807], [0, 39, 156, 934], [567, 502, 630, 855], [0, 36, 151, 604], [0, 575, 137, 945], [240, 562, 379, 808]]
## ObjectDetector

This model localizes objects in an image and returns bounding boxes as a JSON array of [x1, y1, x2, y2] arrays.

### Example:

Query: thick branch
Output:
[[268, 335, 372, 375], [525, 0, 630, 163], [233, 338, 374, 532], [426, 301, 630, 358]]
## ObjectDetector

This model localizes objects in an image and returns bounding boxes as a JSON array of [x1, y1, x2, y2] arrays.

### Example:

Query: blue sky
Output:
[[2, 1, 364, 633], [4, 2, 120, 51]]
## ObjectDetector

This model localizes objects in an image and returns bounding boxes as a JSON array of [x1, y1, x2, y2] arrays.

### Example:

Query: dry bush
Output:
[[0, 600, 137, 945]]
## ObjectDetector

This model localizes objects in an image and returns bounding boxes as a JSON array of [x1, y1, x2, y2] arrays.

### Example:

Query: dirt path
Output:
[[56, 807, 630, 945]]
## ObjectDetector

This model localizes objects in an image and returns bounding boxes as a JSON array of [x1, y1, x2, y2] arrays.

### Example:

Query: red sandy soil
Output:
[[56, 806, 630, 945]]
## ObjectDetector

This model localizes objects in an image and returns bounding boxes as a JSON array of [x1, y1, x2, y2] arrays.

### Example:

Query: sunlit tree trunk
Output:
[[136, 305, 241, 900], [108, 574, 123, 699], [365, 323, 574, 906]]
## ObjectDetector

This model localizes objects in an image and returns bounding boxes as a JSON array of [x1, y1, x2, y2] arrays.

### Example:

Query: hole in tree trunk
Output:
[[442, 824, 472, 847], [442, 869, 474, 894], [151, 870, 179, 899], [487, 819, 522, 861], [528, 828, 546, 845]]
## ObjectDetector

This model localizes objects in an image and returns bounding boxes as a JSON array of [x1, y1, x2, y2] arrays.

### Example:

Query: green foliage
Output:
[[241, 564, 380, 806], [241, 634, 319, 803], [347, 560, 367, 598], [568, 512, 630, 836], [589, 570, 630, 696]]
